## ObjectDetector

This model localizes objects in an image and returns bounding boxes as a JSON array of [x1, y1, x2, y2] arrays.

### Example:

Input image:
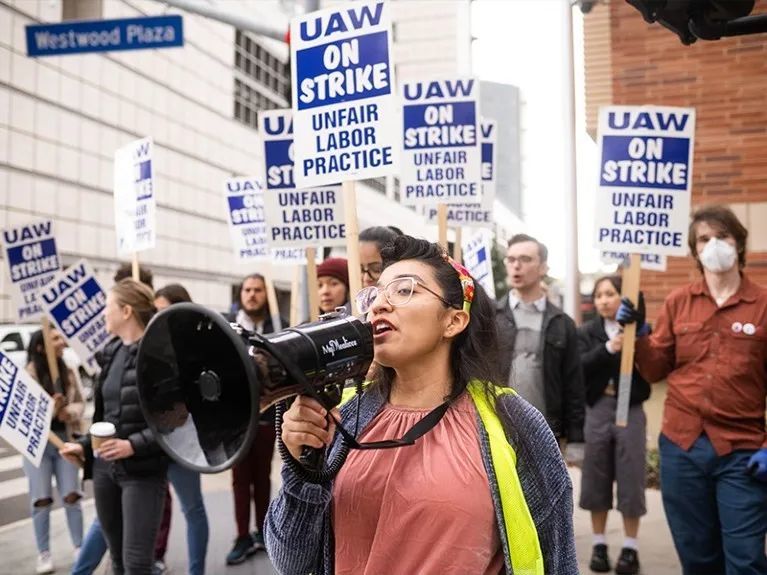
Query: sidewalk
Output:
[[0, 465, 680, 574]]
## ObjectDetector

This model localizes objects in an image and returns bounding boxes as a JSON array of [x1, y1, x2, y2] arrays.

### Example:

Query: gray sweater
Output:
[[264, 387, 579, 575]]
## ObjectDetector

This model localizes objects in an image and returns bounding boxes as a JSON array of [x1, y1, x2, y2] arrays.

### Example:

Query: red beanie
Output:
[[316, 257, 349, 288]]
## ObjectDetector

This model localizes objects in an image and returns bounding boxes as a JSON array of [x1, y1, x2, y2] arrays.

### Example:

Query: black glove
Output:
[[616, 292, 646, 331]]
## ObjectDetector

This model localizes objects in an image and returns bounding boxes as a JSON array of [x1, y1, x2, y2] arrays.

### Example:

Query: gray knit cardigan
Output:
[[264, 387, 579, 575]]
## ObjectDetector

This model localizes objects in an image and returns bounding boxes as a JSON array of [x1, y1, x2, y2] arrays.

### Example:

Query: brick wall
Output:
[[590, 1, 767, 319]]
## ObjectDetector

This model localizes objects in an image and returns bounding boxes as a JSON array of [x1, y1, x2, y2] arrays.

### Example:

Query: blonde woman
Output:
[[61, 279, 166, 575]]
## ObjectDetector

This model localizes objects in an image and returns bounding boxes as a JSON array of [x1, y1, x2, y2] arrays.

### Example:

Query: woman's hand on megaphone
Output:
[[281, 395, 338, 461]]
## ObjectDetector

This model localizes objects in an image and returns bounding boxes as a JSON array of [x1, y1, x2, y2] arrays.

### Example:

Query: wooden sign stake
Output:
[[616, 253, 641, 427], [306, 247, 320, 322], [437, 204, 448, 251]]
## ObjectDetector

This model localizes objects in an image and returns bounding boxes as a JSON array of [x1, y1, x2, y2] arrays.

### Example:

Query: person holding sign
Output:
[[495, 234, 585, 449], [21, 329, 85, 575], [317, 257, 351, 314], [578, 276, 650, 575], [359, 226, 402, 288], [619, 206, 767, 575], [59, 279, 167, 575], [224, 274, 286, 566], [265, 235, 578, 575]]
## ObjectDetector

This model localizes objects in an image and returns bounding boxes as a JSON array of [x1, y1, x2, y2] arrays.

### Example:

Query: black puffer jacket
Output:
[[79, 340, 166, 479]]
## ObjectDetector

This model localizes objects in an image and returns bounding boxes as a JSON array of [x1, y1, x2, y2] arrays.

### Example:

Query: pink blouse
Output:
[[332, 393, 504, 575]]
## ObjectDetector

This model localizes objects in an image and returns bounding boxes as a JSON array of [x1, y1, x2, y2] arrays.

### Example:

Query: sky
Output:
[[472, 0, 606, 280]]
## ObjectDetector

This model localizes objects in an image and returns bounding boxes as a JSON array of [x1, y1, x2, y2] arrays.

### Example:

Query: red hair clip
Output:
[[444, 255, 475, 314]]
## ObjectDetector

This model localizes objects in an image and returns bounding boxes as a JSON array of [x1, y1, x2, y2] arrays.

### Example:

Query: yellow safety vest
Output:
[[339, 380, 545, 575]]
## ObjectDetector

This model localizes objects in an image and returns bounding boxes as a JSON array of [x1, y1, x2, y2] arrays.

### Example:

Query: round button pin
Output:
[[743, 323, 756, 335], [732, 322, 743, 333]]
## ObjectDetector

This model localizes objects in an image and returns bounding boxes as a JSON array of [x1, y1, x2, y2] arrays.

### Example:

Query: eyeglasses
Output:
[[504, 255, 535, 265], [360, 262, 383, 280], [355, 277, 456, 315]]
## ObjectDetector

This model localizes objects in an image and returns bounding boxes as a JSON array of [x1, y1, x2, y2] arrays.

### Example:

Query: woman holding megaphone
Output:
[[266, 236, 578, 575], [60, 279, 167, 575]]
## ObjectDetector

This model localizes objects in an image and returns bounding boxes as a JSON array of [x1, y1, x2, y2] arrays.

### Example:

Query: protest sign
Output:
[[1, 220, 60, 321], [0, 351, 55, 467], [601, 250, 667, 272], [225, 177, 270, 262], [462, 229, 496, 300], [401, 77, 482, 207], [260, 109, 346, 248], [291, 0, 398, 188], [40, 260, 110, 362], [425, 118, 496, 227], [595, 106, 695, 256], [114, 137, 156, 254]]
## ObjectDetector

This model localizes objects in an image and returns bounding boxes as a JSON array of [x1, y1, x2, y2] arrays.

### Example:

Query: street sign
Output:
[[1, 220, 60, 322], [260, 109, 345, 248], [595, 105, 695, 256], [114, 137, 156, 255], [26, 15, 183, 57], [0, 352, 55, 467], [40, 260, 110, 363], [291, 0, 398, 187]]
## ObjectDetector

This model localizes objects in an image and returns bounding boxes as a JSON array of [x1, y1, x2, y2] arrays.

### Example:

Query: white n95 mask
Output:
[[699, 238, 737, 273]]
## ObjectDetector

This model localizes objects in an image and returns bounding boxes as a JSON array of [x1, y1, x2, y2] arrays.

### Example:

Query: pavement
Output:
[[0, 447, 681, 575]]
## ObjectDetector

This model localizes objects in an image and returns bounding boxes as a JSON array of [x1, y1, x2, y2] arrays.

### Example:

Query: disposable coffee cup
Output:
[[90, 422, 116, 451]]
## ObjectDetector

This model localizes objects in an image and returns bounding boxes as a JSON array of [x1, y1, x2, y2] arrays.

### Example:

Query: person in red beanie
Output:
[[317, 257, 350, 314]]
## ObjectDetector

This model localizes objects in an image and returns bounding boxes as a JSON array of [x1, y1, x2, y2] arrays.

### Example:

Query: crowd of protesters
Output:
[[11, 208, 764, 575]]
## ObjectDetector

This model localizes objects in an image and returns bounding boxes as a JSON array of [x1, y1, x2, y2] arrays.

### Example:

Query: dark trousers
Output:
[[93, 459, 167, 575], [153, 485, 173, 560], [231, 423, 276, 537], [660, 433, 767, 575]]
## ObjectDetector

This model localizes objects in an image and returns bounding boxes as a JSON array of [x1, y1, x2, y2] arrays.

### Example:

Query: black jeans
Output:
[[93, 459, 167, 575]]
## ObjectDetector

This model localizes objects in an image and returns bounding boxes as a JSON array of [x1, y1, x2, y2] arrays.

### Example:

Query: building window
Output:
[[234, 30, 290, 130], [62, 0, 103, 20]]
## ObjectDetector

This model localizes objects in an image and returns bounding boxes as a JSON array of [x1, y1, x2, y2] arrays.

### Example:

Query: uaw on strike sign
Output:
[[0, 351, 55, 467], [1, 220, 60, 321], [291, 0, 398, 188], [260, 109, 345, 248], [114, 137, 155, 254], [595, 106, 695, 255], [40, 260, 110, 362], [401, 78, 482, 207]]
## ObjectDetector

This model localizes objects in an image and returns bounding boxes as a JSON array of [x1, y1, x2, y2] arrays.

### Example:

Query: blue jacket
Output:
[[264, 386, 579, 575]]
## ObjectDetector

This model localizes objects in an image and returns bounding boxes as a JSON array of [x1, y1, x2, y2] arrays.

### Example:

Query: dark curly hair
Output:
[[371, 235, 501, 401]]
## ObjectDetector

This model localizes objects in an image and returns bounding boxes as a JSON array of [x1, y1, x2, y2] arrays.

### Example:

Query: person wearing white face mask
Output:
[[617, 205, 767, 575]]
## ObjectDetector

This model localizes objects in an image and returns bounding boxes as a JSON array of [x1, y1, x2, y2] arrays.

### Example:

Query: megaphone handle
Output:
[[298, 411, 330, 471]]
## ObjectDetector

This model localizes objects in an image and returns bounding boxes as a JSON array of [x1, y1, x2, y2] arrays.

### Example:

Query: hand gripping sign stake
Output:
[[616, 254, 641, 427]]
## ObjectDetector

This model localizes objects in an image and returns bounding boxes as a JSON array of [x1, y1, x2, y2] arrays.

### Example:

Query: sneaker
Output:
[[151, 559, 167, 575], [35, 551, 55, 574], [226, 535, 256, 565], [588, 543, 611, 573], [615, 547, 640, 575], [251, 531, 266, 552]]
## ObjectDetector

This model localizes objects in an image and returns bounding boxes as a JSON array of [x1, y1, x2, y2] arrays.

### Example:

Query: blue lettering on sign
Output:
[[263, 114, 293, 136], [608, 110, 690, 132], [265, 140, 294, 190], [49, 277, 106, 338], [296, 31, 391, 110], [600, 136, 689, 190], [2, 221, 52, 245], [26, 15, 183, 57], [403, 102, 477, 150], [481, 142, 493, 181], [403, 79, 474, 101], [6, 238, 59, 282], [299, 2, 384, 41], [0, 355, 19, 427], [228, 195, 265, 225]]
